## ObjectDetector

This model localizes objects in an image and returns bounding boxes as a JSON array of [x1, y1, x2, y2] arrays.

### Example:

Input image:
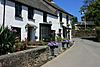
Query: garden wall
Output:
[[0, 46, 49, 67], [72, 30, 96, 38]]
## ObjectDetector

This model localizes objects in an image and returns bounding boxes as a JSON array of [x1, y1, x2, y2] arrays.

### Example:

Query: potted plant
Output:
[[48, 41, 59, 56], [62, 38, 70, 49]]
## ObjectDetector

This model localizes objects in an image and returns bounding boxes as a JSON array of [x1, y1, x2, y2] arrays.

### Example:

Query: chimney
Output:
[[48, 0, 53, 2]]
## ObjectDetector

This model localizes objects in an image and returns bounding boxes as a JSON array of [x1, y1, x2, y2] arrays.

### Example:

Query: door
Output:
[[27, 27, 33, 41], [63, 26, 67, 38], [40, 24, 51, 42]]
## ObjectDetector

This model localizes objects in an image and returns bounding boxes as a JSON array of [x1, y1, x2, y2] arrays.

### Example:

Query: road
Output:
[[41, 38, 100, 67]]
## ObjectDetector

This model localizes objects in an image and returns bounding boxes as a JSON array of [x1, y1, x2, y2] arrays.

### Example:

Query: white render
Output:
[[47, 14, 60, 34], [0, 0, 73, 41], [0, 0, 3, 26]]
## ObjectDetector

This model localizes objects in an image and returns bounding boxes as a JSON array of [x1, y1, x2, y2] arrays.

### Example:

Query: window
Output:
[[43, 12, 47, 22], [15, 2, 22, 17], [60, 12, 62, 22], [11, 27, 21, 40], [66, 15, 68, 24], [28, 7, 34, 19]]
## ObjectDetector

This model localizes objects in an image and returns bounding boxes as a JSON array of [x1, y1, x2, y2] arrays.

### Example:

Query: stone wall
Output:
[[0, 46, 49, 67], [72, 30, 96, 38]]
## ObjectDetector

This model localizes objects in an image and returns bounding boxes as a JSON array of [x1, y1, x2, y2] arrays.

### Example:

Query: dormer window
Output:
[[15, 2, 22, 18], [43, 12, 47, 22], [60, 12, 62, 22], [28, 7, 34, 20]]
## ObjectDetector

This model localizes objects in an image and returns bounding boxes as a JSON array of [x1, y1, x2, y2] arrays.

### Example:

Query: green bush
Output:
[[96, 27, 100, 41], [14, 37, 26, 51], [55, 36, 63, 42], [0, 26, 16, 55]]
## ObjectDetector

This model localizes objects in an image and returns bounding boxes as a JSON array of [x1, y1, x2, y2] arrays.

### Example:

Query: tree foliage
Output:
[[72, 17, 78, 26], [80, 0, 100, 26]]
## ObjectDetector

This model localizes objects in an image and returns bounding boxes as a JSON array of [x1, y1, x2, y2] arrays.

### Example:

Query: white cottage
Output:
[[0, 0, 73, 42]]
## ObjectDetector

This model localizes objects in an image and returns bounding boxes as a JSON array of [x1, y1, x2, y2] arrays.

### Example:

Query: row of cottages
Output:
[[0, 0, 74, 42]]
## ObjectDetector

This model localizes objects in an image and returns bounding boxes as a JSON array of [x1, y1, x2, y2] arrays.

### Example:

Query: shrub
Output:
[[96, 26, 100, 41], [0, 26, 16, 55], [28, 40, 47, 46], [55, 36, 63, 42], [14, 37, 26, 51]]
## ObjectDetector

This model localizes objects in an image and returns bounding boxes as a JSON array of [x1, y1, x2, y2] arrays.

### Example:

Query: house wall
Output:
[[68, 16, 72, 40], [47, 14, 60, 35], [1, 0, 59, 41], [0, 0, 3, 26], [0, 0, 73, 41], [0, 0, 44, 41], [34, 10, 43, 41], [62, 13, 67, 27], [57, 12, 63, 38], [4, 0, 27, 41], [57, 12, 72, 40]]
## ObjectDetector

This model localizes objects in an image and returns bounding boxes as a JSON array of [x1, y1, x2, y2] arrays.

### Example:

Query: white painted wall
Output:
[[5, 0, 28, 41], [1, 0, 44, 41], [62, 13, 67, 27], [57, 12, 72, 40], [57, 12, 63, 38], [0, 0, 73, 41], [34, 10, 43, 41], [0, 0, 3, 26], [68, 16, 72, 40], [47, 14, 59, 34]]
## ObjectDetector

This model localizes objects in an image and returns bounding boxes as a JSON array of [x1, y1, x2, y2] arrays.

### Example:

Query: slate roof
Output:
[[9, 0, 73, 17], [9, 0, 57, 16], [43, 0, 73, 17]]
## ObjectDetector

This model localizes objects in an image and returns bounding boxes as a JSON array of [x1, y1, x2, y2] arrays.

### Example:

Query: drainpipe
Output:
[[2, 0, 6, 28]]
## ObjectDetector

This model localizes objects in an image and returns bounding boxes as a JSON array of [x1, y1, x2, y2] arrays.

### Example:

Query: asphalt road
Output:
[[41, 38, 100, 67]]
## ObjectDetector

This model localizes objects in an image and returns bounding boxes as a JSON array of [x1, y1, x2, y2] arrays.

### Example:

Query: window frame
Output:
[[43, 12, 47, 22], [28, 7, 34, 20], [15, 2, 22, 18], [60, 12, 62, 22], [66, 15, 69, 24]]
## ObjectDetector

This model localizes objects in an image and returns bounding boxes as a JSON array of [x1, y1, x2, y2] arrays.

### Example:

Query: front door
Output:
[[63, 26, 67, 38], [40, 24, 51, 42], [27, 27, 33, 41]]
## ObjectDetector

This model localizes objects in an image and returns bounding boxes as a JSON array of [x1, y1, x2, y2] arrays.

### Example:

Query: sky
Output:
[[54, 0, 84, 22]]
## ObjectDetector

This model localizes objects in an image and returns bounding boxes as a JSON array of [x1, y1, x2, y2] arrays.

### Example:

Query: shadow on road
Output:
[[81, 37, 100, 42]]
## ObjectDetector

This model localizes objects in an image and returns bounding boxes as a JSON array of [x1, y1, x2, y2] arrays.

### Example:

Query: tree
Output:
[[80, 0, 100, 26], [71, 17, 78, 29], [72, 17, 78, 23]]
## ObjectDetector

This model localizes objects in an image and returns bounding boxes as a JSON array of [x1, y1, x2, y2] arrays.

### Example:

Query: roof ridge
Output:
[[43, 0, 74, 16], [11, 0, 57, 16], [40, 0, 57, 14]]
